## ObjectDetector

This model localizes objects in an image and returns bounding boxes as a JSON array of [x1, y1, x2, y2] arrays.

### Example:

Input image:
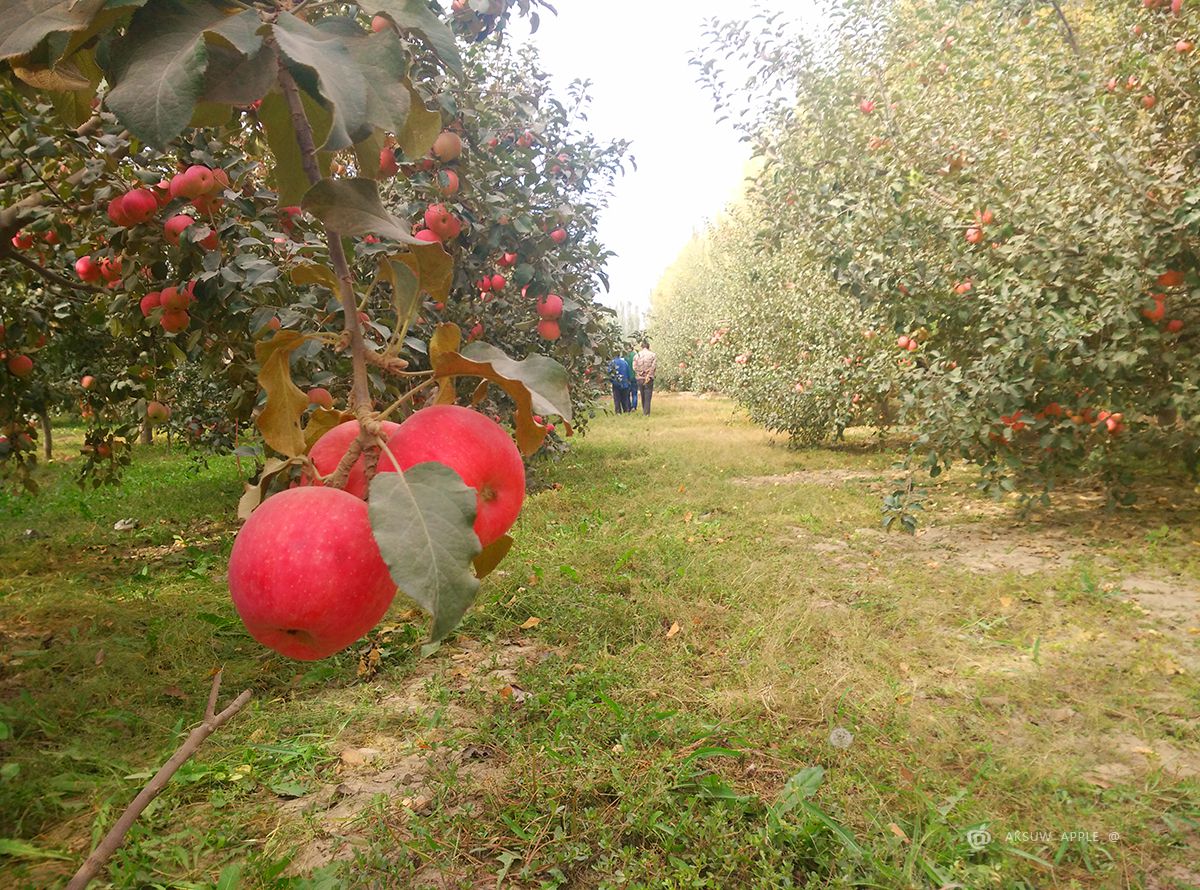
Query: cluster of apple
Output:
[[895, 334, 919, 351], [0, 422, 36, 457], [964, 208, 993, 245], [227, 405, 525, 660], [139, 280, 199, 334], [73, 254, 123, 286], [1142, 269, 1187, 332]]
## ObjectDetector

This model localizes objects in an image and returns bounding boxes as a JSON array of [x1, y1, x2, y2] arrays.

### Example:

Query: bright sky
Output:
[[514, 1, 803, 317]]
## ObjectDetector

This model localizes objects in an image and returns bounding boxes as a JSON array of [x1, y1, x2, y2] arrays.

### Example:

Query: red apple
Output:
[[307, 419, 403, 499], [498, 251, 518, 267], [379, 147, 399, 178], [415, 229, 441, 243], [99, 256, 122, 282], [537, 319, 561, 341], [432, 130, 463, 162], [1166, 318, 1184, 333], [81, 375, 95, 389], [859, 99, 876, 114], [549, 227, 568, 244], [146, 400, 170, 423], [160, 309, 190, 333], [75, 256, 101, 282], [380, 405, 525, 546], [307, 387, 334, 409], [537, 294, 563, 319], [468, 321, 484, 341], [371, 13, 390, 31], [1157, 270, 1185, 287], [164, 214, 195, 246], [965, 225, 984, 244], [227, 486, 398, 660], [6, 354, 33, 377], [437, 169, 460, 196], [1177, 39, 1194, 52], [107, 194, 133, 227], [424, 203, 462, 241], [1142, 94, 1156, 108], [10, 230, 34, 250], [122, 188, 158, 224], [1142, 294, 1167, 322], [490, 273, 506, 291]]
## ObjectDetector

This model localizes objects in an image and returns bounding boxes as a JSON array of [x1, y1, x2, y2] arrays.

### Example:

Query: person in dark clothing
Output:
[[608, 355, 632, 413]]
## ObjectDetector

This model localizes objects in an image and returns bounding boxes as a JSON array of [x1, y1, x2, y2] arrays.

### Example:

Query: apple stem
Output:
[[275, 58, 372, 419], [63, 671, 251, 890]]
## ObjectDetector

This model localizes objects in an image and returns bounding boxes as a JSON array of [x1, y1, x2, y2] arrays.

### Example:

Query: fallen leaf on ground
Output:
[[520, 616, 541, 629], [665, 621, 681, 639]]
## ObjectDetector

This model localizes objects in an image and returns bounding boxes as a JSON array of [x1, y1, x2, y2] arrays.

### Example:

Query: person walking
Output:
[[626, 347, 638, 411], [633, 340, 657, 415], [608, 354, 632, 414]]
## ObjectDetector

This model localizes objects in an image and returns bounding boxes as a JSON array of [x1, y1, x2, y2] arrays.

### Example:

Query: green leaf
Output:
[[462, 340, 574, 421], [0, 838, 71, 860], [105, 0, 231, 147], [356, 29, 411, 135], [773, 766, 824, 816], [254, 331, 311, 458], [272, 11, 369, 151], [376, 254, 420, 341], [258, 88, 333, 206], [0, 0, 107, 61], [201, 40, 276, 107], [368, 465, 482, 642], [301, 177, 421, 243], [395, 80, 441, 158], [369, 0, 463, 78], [203, 6, 261, 55]]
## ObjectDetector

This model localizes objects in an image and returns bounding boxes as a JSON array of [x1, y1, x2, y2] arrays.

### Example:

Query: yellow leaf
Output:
[[303, 408, 352, 453], [254, 331, 312, 458], [291, 262, 340, 292], [519, 616, 541, 629], [473, 534, 513, 579], [683, 511, 693, 524], [999, 596, 1013, 609], [430, 323, 462, 405], [888, 823, 909, 842], [431, 352, 553, 455], [665, 621, 681, 639], [396, 82, 442, 159]]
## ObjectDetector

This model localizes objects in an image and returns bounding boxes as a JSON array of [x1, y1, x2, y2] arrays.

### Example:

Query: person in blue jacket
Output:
[[608, 355, 632, 413]]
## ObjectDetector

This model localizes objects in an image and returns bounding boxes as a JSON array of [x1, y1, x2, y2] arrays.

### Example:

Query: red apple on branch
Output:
[[227, 487, 398, 660]]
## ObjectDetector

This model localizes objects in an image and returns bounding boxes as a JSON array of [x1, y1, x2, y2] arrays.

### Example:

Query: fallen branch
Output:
[[64, 671, 252, 890]]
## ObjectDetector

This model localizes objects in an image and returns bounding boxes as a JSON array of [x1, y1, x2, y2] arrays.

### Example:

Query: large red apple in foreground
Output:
[[228, 487, 397, 660], [308, 419, 402, 498], [380, 405, 524, 546]]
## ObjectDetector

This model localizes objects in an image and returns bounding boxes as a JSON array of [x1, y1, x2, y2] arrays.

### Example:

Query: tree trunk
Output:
[[39, 410, 52, 460], [140, 416, 152, 445]]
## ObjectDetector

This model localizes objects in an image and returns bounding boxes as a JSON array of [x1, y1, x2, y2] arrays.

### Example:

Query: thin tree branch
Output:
[[0, 244, 104, 295], [274, 58, 372, 414], [1046, 0, 1079, 54], [64, 671, 252, 890]]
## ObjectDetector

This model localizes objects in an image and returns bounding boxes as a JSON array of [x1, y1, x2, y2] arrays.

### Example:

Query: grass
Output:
[[2, 396, 1199, 888]]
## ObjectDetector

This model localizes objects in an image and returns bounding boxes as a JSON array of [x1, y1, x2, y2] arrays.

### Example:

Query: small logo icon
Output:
[[966, 828, 992, 850]]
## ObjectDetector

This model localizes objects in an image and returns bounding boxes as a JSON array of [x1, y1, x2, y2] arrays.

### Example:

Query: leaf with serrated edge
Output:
[[0, 0, 107, 61], [369, 0, 462, 77], [105, 0, 230, 147], [273, 11, 369, 151], [432, 351, 550, 455], [369, 465, 481, 642], [396, 81, 441, 158], [254, 331, 311, 458], [203, 7, 261, 55], [473, 534, 512, 580], [302, 177, 421, 243], [462, 341, 573, 423], [237, 457, 290, 519]]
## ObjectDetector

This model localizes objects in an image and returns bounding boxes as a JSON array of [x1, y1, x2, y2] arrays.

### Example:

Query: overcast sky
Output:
[[512, 2, 803, 317]]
